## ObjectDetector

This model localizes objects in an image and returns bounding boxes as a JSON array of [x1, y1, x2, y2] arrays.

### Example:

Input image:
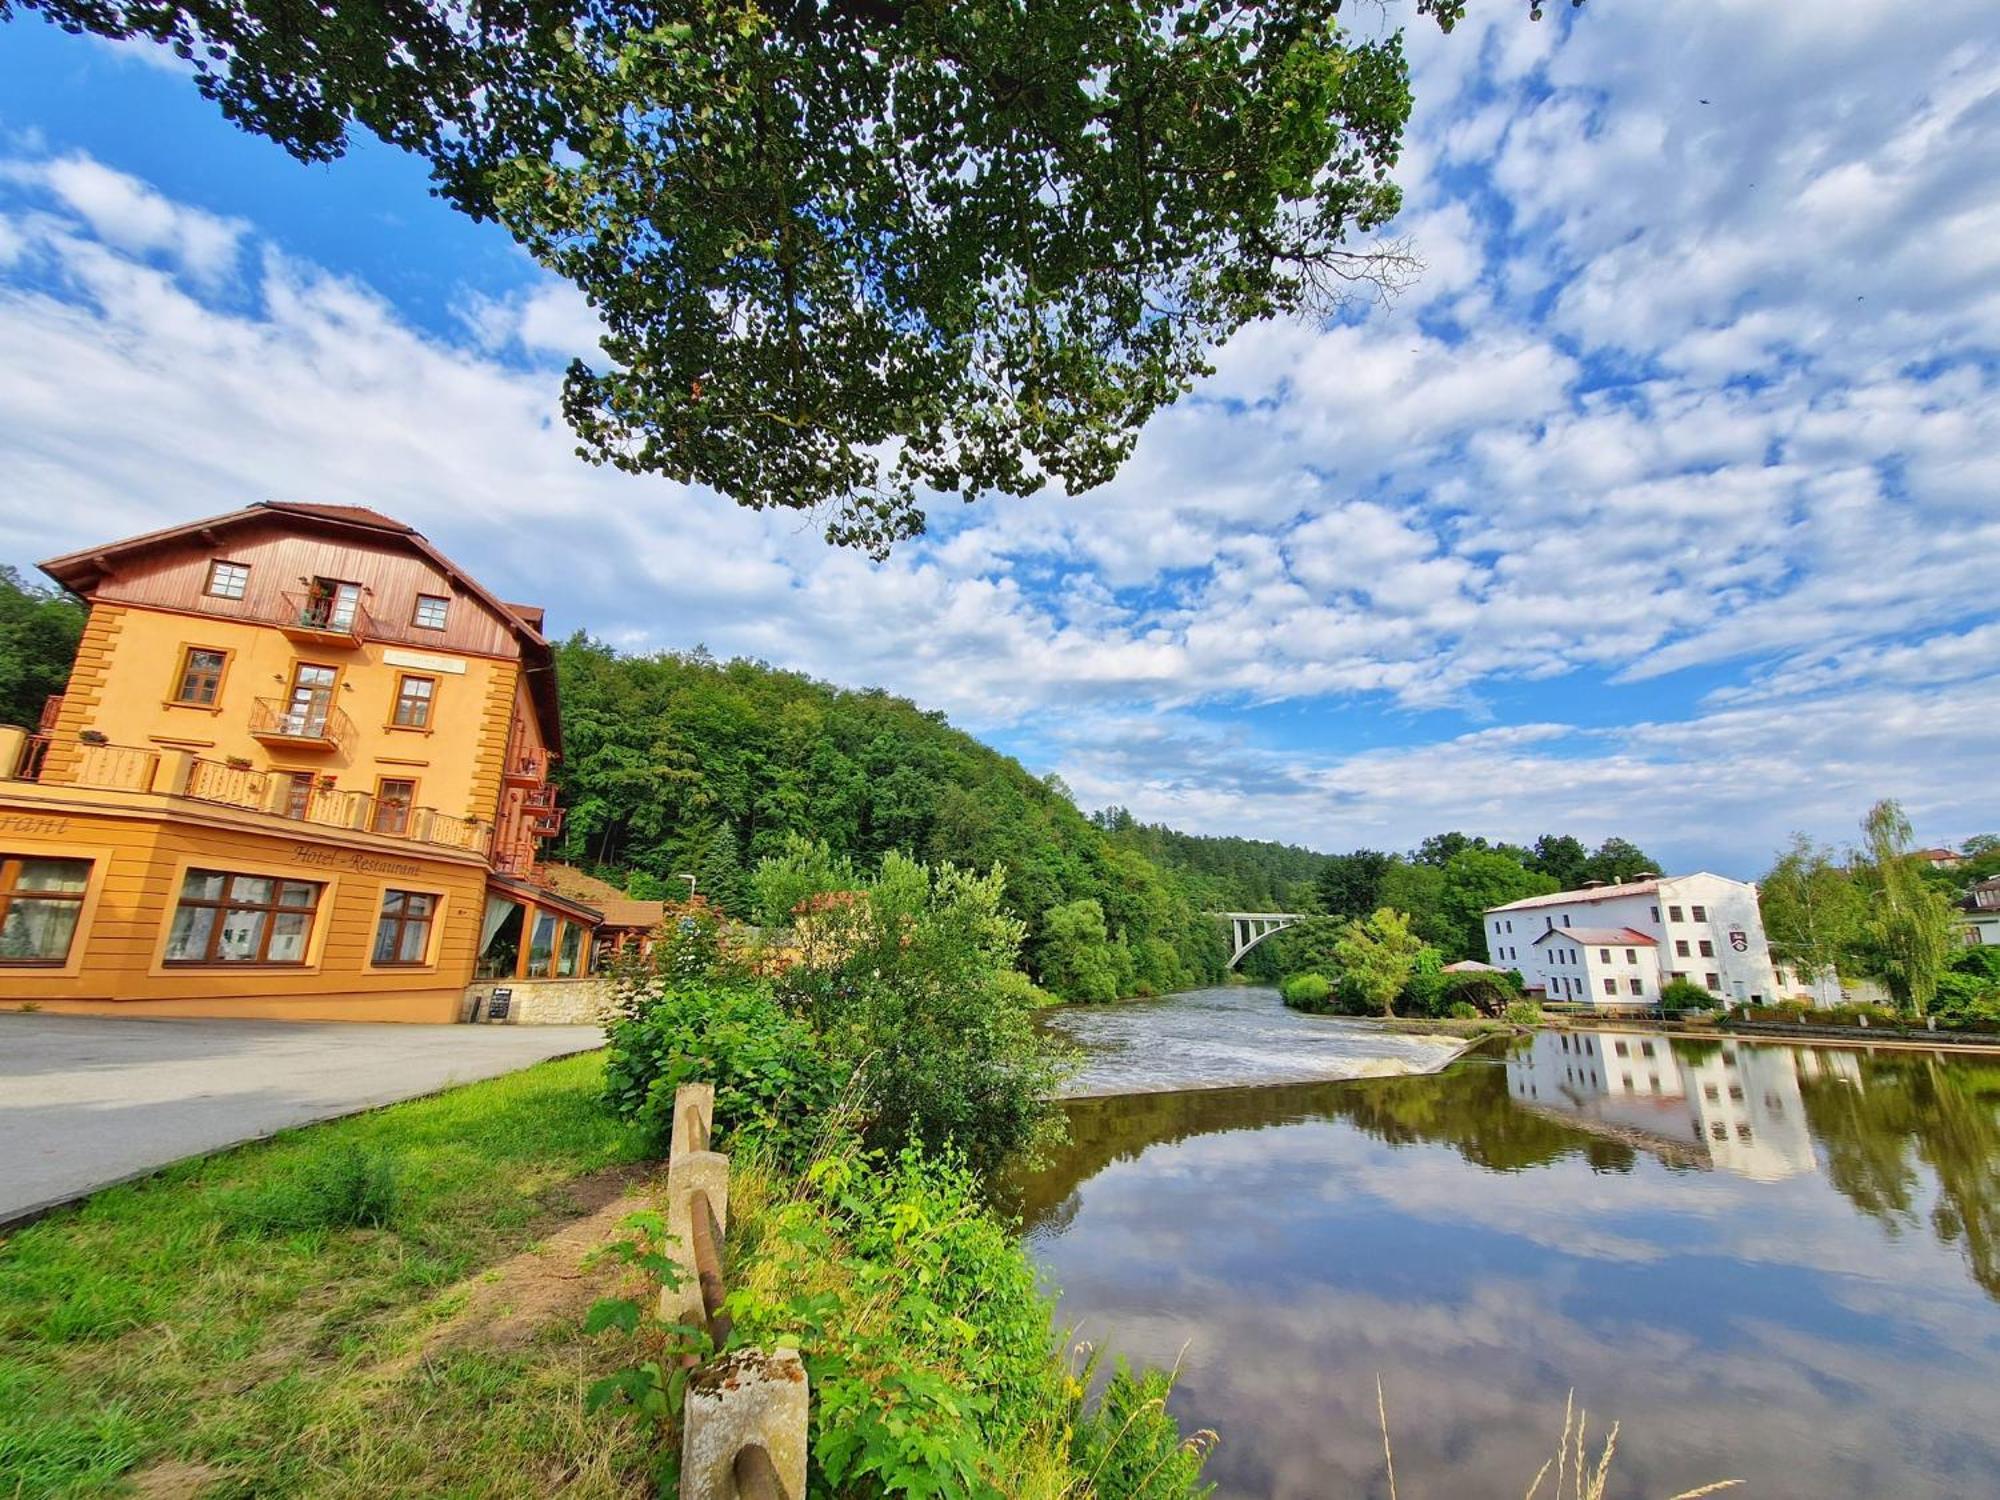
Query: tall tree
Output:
[[1526, 834, 1589, 889], [6, 0, 1557, 551], [1334, 907, 1424, 1017], [1415, 831, 1487, 867], [1315, 849, 1391, 921], [0, 566, 83, 730], [1580, 836, 1657, 884], [1436, 848, 1558, 961], [1759, 832, 1866, 985], [1858, 799, 1957, 1017]]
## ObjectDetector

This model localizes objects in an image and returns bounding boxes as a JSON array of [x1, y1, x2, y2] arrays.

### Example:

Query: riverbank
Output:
[[1, 1048, 1207, 1496]]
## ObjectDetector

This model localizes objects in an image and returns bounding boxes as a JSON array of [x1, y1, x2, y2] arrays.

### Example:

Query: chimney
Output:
[[1579, 879, 1605, 889]]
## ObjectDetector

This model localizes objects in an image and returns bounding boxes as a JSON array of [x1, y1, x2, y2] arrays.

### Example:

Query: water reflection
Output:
[[1014, 1021, 2000, 1499], [1504, 1030, 1826, 1181]]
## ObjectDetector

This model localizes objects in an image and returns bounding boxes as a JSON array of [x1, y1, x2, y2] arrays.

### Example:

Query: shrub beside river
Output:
[[593, 855, 1212, 1497]]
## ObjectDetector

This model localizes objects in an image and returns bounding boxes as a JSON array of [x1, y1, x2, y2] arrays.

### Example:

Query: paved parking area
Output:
[[0, 1014, 603, 1226]]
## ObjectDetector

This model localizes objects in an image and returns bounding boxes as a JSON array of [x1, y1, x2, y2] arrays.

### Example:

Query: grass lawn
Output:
[[0, 1052, 663, 1499]]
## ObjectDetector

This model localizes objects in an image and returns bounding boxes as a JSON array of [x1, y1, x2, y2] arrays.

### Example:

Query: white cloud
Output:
[[2, 153, 243, 284]]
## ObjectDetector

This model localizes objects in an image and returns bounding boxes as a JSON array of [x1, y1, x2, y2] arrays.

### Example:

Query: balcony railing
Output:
[[9, 739, 492, 861], [503, 749, 549, 785], [12, 737, 160, 791], [277, 591, 372, 647], [249, 698, 355, 753]]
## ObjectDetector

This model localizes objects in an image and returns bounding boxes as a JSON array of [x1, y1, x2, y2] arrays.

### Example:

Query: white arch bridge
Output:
[[1213, 911, 1308, 968]]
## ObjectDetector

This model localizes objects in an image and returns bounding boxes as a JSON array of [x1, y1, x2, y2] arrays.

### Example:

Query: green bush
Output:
[[1071, 1358, 1215, 1499], [602, 979, 840, 1165], [1949, 945, 2000, 983], [1446, 1000, 1480, 1020], [774, 855, 1068, 1173], [231, 1143, 401, 1233], [1502, 999, 1542, 1027], [1280, 972, 1333, 1011], [993, 967, 1061, 1009], [1658, 977, 1712, 1012], [1395, 946, 1448, 1017], [713, 1144, 1081, 1496]]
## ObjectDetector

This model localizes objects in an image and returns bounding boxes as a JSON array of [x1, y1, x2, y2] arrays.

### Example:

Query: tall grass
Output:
[[1377, 1382, 1743, 1500]]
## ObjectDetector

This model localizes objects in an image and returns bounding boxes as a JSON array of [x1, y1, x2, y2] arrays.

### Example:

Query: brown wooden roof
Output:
[[40, 500, 565, 755]]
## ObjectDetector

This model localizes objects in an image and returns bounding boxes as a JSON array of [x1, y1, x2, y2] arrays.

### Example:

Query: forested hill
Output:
[[549, 636, 1254, 999], [1090, 809, 1329, 913]]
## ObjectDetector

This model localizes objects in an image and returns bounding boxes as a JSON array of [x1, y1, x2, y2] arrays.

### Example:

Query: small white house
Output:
[[1960, 877, 2000, 947], [1485, 873, 1784, 1009]]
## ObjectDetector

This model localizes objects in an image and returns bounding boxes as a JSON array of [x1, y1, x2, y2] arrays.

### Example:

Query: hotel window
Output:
[[372, 889, 437, 966], [412, 593, 450, 631], [280, 771, 318, 821], [525, 910, 559, 977], [1691, 905, 1708, 922], [0, 856, 91, 964], [1699, 939, 1715, 957], [1668, 905, 1684, 922], [1676, 939, 1691, 957], [173, 647, 228, 705], [392, 674, 435, 728], [205, 560, 250, 599], [165, 870, 321, 965], [373, 778, 417, 836], [557, 919, 584, 978]]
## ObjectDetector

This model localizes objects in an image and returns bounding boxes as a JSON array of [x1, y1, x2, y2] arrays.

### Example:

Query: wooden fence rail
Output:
[[666, 1083, 809, 1500]]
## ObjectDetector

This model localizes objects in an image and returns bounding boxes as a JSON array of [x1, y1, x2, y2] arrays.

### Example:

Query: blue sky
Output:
[[1, 3, 1995, 876]]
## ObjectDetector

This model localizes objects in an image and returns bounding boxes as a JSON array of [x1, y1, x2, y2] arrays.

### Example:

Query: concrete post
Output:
[[661, 1149, 729, 1332], [672, 1082, 715, 1162], [679, 1348, 809, 1500], [155, 749, 198, 797]]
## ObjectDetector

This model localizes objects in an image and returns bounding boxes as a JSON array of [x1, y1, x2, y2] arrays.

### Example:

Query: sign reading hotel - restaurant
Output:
[[289, 845, 426, 879]]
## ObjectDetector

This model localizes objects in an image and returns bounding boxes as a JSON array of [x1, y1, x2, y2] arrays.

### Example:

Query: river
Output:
[[1019, 986, 2000, 1499]]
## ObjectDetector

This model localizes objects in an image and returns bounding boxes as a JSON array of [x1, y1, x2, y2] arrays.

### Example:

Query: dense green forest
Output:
[[0, 567, 85, 730], [550, 637, 1244, 998]]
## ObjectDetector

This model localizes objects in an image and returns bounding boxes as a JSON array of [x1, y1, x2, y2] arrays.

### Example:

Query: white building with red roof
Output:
[[1483, 873, 1783, 1008]]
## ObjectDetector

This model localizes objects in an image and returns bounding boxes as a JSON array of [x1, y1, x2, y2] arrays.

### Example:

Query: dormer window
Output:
[[206, 560, 250, 599], [412, 594, 449, 631]]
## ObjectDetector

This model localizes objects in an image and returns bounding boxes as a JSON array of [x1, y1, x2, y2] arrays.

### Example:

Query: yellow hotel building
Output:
[[0, 501, 605, 1022]]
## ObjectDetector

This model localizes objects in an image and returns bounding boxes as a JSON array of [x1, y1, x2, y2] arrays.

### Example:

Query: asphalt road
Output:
[[0, 1014, 603, 1226]]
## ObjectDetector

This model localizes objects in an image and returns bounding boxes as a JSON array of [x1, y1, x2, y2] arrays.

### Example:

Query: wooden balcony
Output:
[[277, 591, 372, 648], [503, 750, 550, 787], [249, 698, 354, 753]]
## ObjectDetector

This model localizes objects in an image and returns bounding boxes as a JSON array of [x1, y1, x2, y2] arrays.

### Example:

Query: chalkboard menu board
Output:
[[485, 988, 512, 1021]]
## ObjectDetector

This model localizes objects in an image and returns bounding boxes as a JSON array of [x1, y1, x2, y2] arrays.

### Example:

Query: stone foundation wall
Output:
[[462, 977, 616, 1026]]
